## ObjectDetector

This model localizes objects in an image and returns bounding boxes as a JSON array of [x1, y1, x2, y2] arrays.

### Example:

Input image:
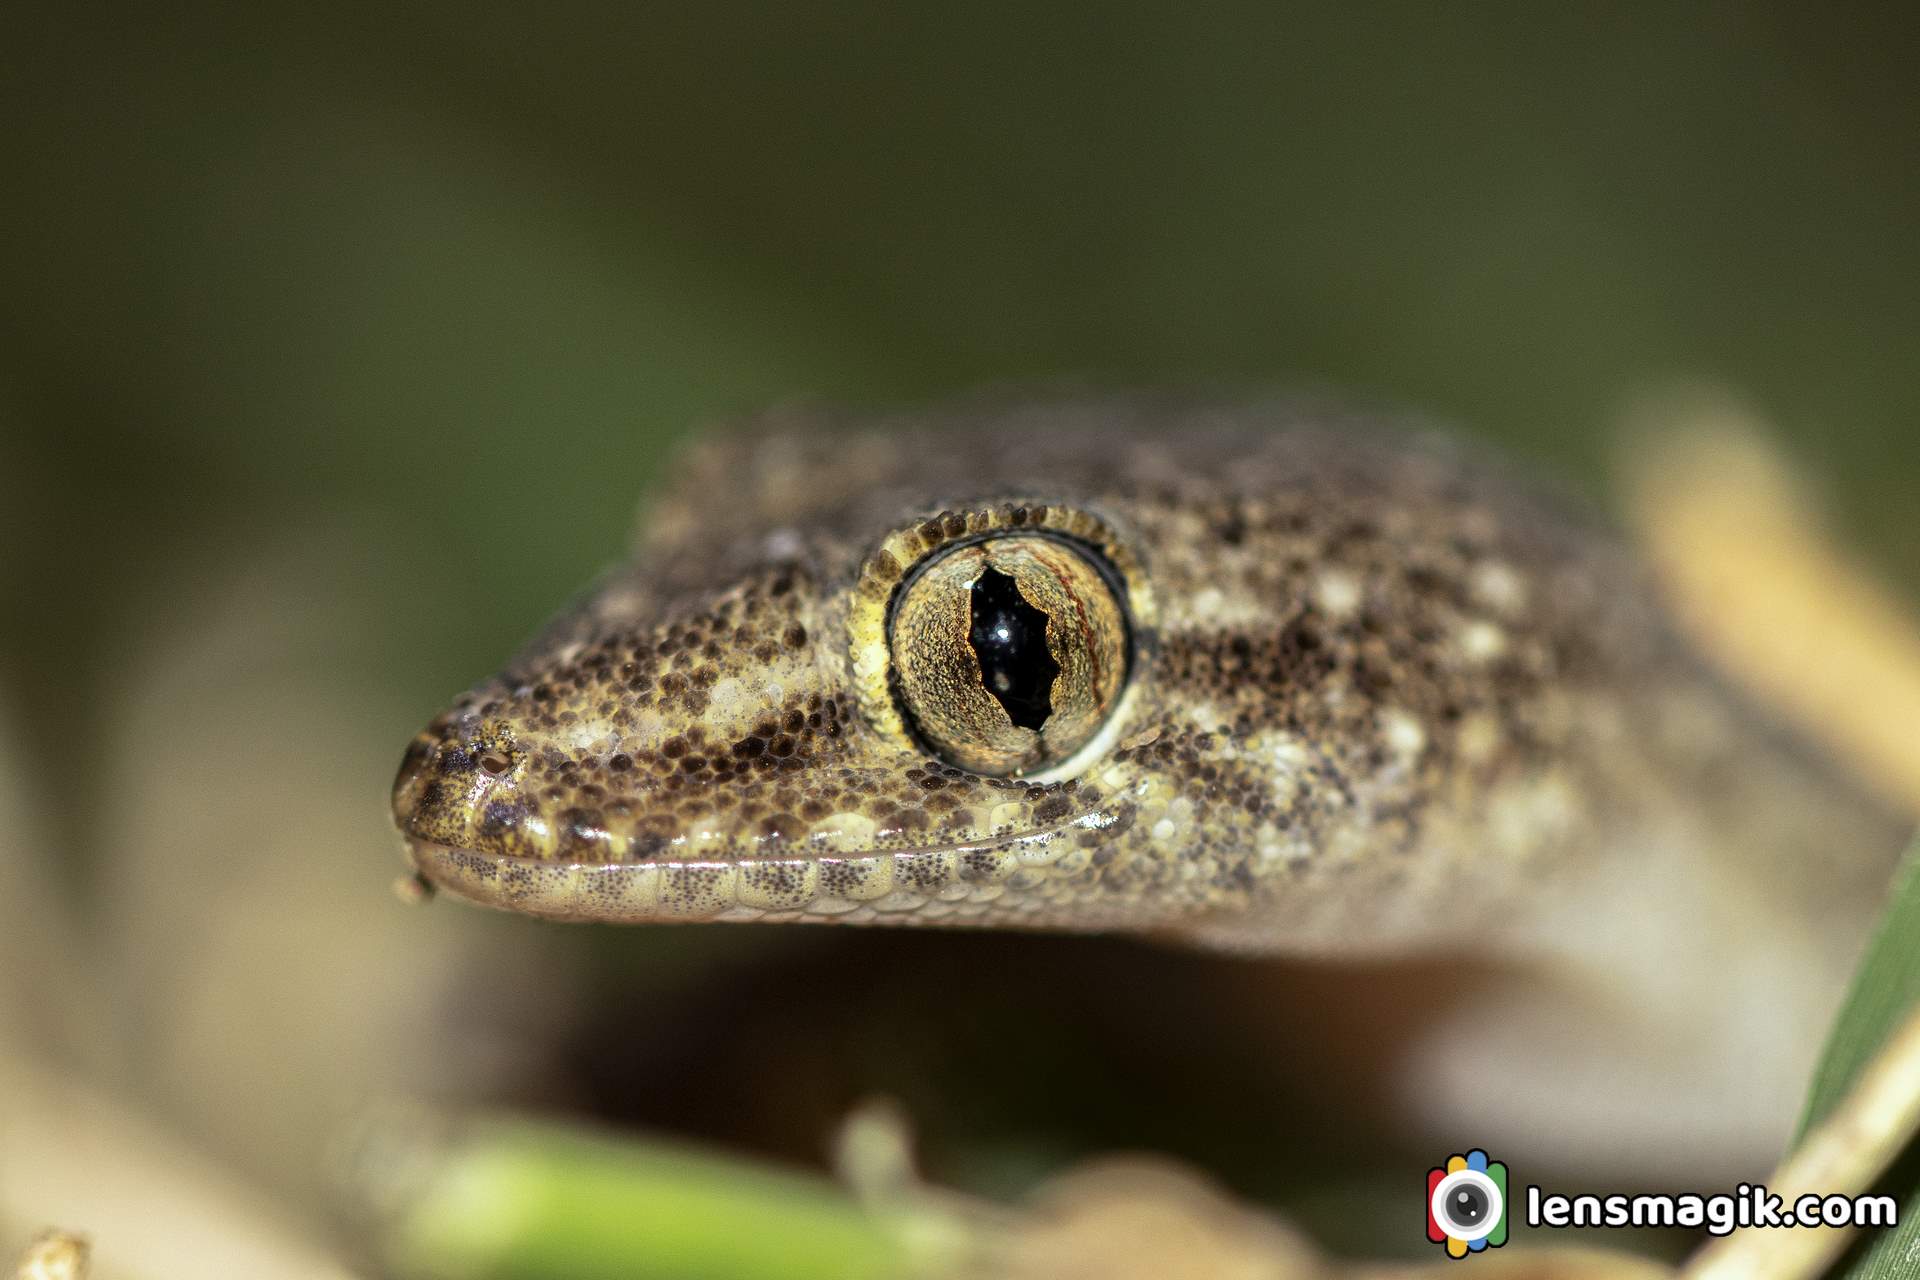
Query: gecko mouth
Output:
[[402, 808, 1126, 925], [390, 709, 1138, 926]]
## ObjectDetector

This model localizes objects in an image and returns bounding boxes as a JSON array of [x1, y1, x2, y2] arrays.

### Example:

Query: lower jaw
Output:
[[398, 821, 1087, 925]]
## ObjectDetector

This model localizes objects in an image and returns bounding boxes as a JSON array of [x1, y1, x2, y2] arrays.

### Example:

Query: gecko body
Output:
[[392, 397, 1900, 954]]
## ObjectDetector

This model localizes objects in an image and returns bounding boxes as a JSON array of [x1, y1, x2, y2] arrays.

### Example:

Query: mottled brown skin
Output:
[[392, 395, 1904, 965]]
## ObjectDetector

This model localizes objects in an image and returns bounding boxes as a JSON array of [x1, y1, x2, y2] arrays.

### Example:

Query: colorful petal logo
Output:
[[1427, 1149, 1509, 1258]]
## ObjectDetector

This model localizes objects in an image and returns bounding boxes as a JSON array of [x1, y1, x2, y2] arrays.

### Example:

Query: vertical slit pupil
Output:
[[968, 567, 1058, 730]]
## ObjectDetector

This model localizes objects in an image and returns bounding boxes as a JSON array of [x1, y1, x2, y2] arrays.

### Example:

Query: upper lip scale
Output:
[[401, 808, 1101, 876]]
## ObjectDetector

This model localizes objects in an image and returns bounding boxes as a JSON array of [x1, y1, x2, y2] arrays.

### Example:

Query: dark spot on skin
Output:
[[959, 850, 1002, 881], [1356, 659, 1396, 693], [968, 566, 1059, 730], [479, 801, 525, 835], [1265, 616, 1334, 688], [560, 808, 605, 850], [759, 813, 801, 840], [1033, 794, 1073, 823], [784, 624, 807, 649], [1403, 565, 1449, 600], [1333, 518, 1378, 548], [454, 851, 499, 882], [608, 753, 633, 772]]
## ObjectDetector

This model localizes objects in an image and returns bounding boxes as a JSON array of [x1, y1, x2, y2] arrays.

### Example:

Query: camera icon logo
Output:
[[1427, 1149, 1509, 1258]]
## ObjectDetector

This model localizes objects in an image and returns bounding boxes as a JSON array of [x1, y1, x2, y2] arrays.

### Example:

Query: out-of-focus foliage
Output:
[[5, 6, 1917, 755], [1798, 839, 1920, 1280], [369, 1115, 915, 1280], [1802, 843, 1920, 1137]]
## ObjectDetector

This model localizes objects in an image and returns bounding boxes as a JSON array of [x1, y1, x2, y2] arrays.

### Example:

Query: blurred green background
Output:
[[7, 4, 1919, 764], [3, 2, 1918, 1271]]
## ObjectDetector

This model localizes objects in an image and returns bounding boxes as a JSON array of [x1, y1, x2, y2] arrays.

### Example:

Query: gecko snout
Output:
[[389, 709, 553, 866], [390, 735, 436, 819]]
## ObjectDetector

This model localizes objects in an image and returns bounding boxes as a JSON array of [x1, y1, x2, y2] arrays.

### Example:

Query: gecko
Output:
[[390, 394, 1910, 1170]]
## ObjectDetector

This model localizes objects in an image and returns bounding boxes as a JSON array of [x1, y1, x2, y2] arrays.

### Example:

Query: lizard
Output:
[[389, 393, 1912, 1172]]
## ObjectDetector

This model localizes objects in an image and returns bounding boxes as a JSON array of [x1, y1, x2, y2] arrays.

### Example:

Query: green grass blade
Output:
[[368, 1116, 932, 1280], [1795, 835, 1920, 1279]]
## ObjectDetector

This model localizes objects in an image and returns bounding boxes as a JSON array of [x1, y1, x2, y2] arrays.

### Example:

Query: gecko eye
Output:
[[887, 533, 1128, 776]]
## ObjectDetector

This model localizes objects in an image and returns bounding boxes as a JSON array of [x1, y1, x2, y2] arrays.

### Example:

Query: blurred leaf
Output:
[[1799, 838, 1920, 1133], [374, 1116, 932, 1280], [1795, 835, 1920, 1278]]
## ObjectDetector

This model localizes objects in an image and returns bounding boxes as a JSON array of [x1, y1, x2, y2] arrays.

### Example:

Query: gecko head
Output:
[[391, 476, 1177, 929]]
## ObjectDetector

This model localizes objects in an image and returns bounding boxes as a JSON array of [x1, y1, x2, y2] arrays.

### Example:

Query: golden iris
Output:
[[888, 534, 1128, 776]]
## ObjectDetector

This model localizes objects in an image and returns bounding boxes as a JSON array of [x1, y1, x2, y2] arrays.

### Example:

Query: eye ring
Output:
[[886, 531, 1131, 777], [845, 502, 1156, 776]]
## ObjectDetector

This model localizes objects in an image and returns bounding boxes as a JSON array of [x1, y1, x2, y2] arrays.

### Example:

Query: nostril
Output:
[[479, 751, 511, 776]]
